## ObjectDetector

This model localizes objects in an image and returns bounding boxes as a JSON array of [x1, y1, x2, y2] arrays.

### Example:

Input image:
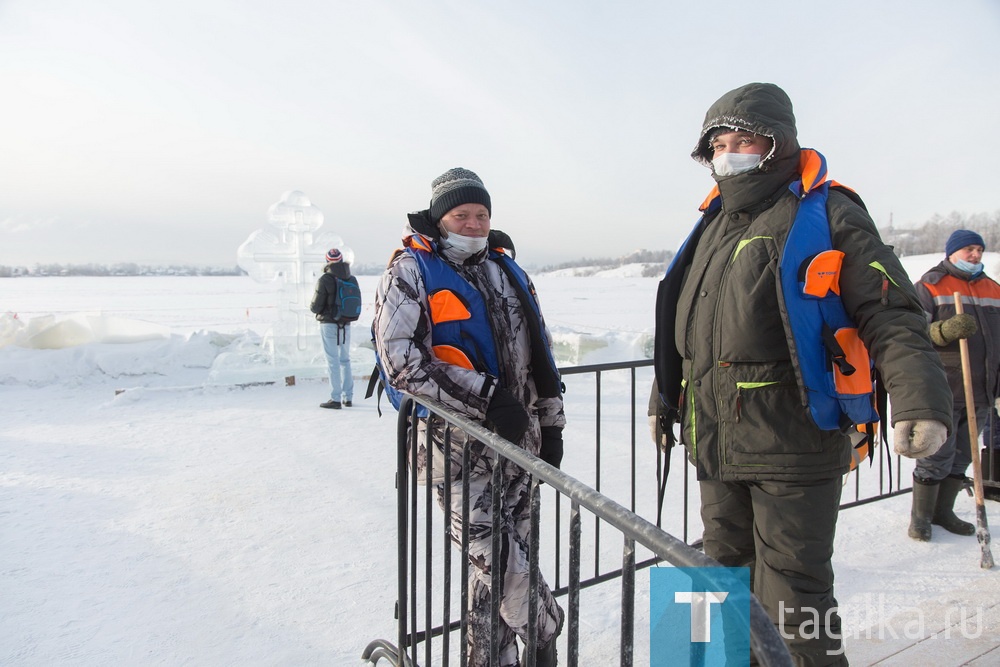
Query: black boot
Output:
[[982, 449, 1000, 502], [535, 605, 564, 667], [932, 475, 976, 536], [909, 477, 939, 541]]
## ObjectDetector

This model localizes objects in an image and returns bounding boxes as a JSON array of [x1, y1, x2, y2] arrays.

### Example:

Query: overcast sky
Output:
[[1, 0, 998, 268]]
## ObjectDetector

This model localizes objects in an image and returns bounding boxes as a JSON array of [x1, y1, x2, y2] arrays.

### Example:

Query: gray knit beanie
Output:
[[429, 168, 492, 224]]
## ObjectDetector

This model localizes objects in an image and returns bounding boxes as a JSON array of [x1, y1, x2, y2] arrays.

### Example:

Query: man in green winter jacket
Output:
[[650, 82, 952, 665]]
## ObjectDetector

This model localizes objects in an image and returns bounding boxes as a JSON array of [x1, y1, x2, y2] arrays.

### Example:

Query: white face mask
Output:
[[712, 152, 762, 176], [440, 232, 489, 261]]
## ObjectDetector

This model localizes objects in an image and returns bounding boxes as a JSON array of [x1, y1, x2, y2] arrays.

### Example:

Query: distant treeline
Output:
[[0, 263, 244, 278], [881, 211, 1000, 256], [537, 248, 675, 277], [0, 262, 394, 278], [3, 211, 998, 278]]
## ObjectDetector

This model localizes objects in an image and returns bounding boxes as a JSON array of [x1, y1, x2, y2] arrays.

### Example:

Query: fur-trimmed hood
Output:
[[691, 82, 800, 173]]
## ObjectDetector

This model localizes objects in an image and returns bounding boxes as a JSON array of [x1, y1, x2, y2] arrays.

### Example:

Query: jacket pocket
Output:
[[718, 363, 824, 457], [728, 381, 824, 456]]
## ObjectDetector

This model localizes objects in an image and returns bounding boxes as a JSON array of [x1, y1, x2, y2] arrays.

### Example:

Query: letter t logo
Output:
[[674, 591, 729, 642]]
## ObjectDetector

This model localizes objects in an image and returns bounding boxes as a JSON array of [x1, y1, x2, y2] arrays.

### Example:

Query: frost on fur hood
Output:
[[691, 82, 800, 172]]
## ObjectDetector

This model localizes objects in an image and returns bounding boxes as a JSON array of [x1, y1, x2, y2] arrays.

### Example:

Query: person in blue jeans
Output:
[[310, 248, 355, 409]]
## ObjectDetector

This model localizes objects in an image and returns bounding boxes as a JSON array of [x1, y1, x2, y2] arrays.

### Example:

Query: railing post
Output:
[[490, 456, 503, 667], [567, 501, 581, 667], [554, 493, 562, 590], [409, 408, 419, 667], [425, 420, 434, 667], [630, 366, 637, 513], [461, 440, 471, 667], [395, 400, 411, 665], [682, 450, 691, 545], [594, 371, 602, 580], [620, 537, 635, 667], [442, 428, 452, 666], [526, 479, 541, 667]]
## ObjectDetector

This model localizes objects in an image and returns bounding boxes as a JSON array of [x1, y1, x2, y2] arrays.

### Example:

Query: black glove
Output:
[[485, 388, 530, 444], [539, 426, 564, 469]]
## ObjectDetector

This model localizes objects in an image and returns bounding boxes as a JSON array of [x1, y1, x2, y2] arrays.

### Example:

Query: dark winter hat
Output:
[[429, 168, 491, 224], [325, 248, 344, 263], [945, 230, 985, 257]]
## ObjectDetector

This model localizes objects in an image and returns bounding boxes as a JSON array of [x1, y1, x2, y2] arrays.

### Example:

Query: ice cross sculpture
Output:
[[236, 190, 352, 373]]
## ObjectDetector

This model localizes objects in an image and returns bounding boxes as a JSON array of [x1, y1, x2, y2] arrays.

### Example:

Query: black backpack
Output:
[[333, 276, 362, 323]]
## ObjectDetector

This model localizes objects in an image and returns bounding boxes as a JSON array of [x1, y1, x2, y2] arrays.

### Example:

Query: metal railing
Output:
[[361, 358, 929, 666], [361, 362, 795, 666], [981, 412, 1000, 494]]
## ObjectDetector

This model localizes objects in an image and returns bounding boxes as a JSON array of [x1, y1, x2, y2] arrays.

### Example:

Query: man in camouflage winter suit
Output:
[[373, 168, 565, 666]]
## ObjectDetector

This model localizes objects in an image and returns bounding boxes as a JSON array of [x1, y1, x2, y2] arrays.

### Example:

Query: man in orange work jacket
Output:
[[910, 229, 1000, 540]]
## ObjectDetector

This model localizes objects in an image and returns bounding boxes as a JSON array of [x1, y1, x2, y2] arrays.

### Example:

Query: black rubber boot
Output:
[[909, 477, 940, 541], [535, 606, 564, 667], [535, 635, 558, 667], [982, 449, 1000, 502], [932, 475, 976, 536]]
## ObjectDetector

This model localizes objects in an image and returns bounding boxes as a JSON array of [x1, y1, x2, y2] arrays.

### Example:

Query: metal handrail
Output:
[[361, 354, 925, 666], [362, 389, 794, 666]]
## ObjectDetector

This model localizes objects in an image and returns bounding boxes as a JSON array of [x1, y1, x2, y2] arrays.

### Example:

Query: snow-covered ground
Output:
[[2, 254, 1000, 666]]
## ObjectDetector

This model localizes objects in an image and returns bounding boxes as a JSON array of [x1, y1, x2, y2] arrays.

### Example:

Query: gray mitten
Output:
[[893, 419, 948, 458], [929, 313, 977, 346]]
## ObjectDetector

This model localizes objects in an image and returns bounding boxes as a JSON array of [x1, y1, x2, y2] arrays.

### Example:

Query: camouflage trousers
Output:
[[437, 460, 562, 667]]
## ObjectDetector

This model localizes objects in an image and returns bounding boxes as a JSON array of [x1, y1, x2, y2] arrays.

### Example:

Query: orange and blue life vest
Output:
[[374, 234, 561, 414], [655, 149, 879, 433], [780, 150, 880, 430]]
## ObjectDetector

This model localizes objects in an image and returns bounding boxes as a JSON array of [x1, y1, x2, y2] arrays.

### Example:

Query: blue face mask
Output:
[[953, 258, 984, 275]]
